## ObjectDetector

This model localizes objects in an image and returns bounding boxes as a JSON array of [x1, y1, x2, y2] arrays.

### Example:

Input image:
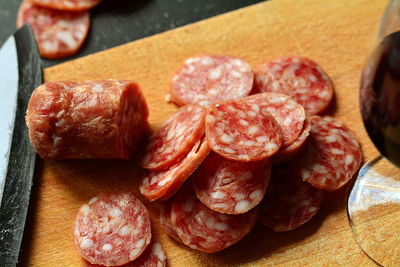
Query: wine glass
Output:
[[348, 0, 400, 265]]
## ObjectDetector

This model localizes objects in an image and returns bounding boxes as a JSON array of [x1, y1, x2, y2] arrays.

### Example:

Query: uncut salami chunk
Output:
[[74, 193, 151, 266], [259, 165, 324, 232], [205, 100, 282, 161], [140, 137, 211, 201], [242, 93, 306, 146], [31, 0, 101, 11], [171, 184, 258, 253], [254, 57, 333, 115], [160, 199, 181, 242], [141, 105, 206, 171], [170, 55, 254, 107], [193, 153, 271, 214], [272, 117, 311, 164], [17, 1, 90, 59], [291, 116, 363, 191], [26, 80, 149, 160]]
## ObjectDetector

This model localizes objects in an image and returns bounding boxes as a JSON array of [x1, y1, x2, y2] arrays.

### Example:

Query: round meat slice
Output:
[[242, 93, 306, 146], [17, 1, 90, 59], [171, 184, 258, 253], [205, 100, 282, 162], [272, 117, 311, 164], [259, 164, 324, 232], [193, 153, 271, 214], [140, 137, 211, 201], [170, 55, 254, 107], [141, 105, 206, 171], [30, 0, 101, 11], [291, 116, 363, 191], [254, 57, 333, 115], [73, 193, 152, 266], [160, 199, 181, 242]]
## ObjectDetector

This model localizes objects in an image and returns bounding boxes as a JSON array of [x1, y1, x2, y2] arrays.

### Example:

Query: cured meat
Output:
[[17, 1, 90, 59], [192, 153, 271, 214], [170, 184, 258, 253], [141, 105, 206, 171], [272, 117, 311, 164], [159, 199, 181, 242], [291, 116, 363, 191], [140, 137, 211, 201], [205, 99, 282, 162], [30, 0, 101, 11], [170, 55, 254, 107], [26, 80, 149, 160], [241, 93, 306, 146], [254, 57, 334, 115], [74, 193, 152, 266], [259, 164, 324, 232]]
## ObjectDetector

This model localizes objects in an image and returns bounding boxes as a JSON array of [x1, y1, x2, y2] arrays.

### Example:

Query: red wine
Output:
[[361, 31, 400, 167]]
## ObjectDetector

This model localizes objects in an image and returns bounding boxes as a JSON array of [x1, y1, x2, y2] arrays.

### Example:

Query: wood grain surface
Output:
[[20, 0, 388, 266]]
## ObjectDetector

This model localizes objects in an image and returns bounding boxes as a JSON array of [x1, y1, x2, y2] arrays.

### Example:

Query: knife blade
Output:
[[0, 25, 42, 266]]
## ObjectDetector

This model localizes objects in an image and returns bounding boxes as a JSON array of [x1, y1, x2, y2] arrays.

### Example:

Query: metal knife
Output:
[[0, 25, 42, 266]]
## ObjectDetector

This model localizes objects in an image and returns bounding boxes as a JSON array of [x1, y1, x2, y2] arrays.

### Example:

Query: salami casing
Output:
[[26, 80, 149, 160], [254, 57, 333, 115], [17, 1, 90, 59], [170, 55, 254, 107], [74, 193, 151, 266], [193, 153, 271, 214], [30, 0, 101, 11]]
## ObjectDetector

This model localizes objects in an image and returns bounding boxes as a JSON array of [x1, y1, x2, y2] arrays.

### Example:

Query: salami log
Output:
[[291, 116, 363, 191], [140, 137, 210, 201], [170, 55, 254, 107], [205, 99, 282, 161], [259, 164, 324, 232], [30, 0, 101, 11], [141, 105, 206, 171], [159, 199, 181, 242], [26, 80, 149, 160], [74, 193, 152, 266], [17, 0, 90, 59], [254, 57, 333, 115], [192, 153, 271, 214], [171, 184, 258, 253]]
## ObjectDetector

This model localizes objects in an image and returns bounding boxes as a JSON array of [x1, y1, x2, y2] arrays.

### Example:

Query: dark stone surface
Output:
[[0, 0, 265, 68]]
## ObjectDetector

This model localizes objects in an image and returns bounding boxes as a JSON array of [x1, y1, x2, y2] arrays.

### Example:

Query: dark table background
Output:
[[0, 0, 265, 68]]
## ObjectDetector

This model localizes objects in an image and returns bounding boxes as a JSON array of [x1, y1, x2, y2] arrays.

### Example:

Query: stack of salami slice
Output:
[[16, 0, 100, 59], [140, 55, 363, 252]]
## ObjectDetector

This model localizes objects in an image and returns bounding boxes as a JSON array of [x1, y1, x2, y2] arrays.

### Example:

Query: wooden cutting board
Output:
[[20, 0, 388, 266]]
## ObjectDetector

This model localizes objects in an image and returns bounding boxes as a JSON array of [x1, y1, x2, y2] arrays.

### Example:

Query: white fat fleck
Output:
[[309, 206, 318, 213], [208, 89, 219, 95], [221, 134, 233, 143], [308, 74, 317, 82], [42, 41, 57, 52], [185, 57, 200, 64], [325, 135, 337, 143], [80, 238, 93, 249], [250, 189, 262, 200], [214, 222, 228, 231], [201, 57, 213, 65], [223, 147, 235, 154], [269, 96, 283, 104], [213, 203, 230, 210], [152, 243, 166, 261], [56, 31, 77, 48], [183, 199, 194, 212], [331, 148, 344, 155], [345, 154, 354, 165], [55, 119, 65, 127], [102, 243, 112, 251], [256, 136, 268, 142], [158, 174, 173, 187], [239, 119, 249, 126], [211, 191, 226, 199], [231, 70, 242, 78], [80, 204, 90, 215], [272, 80, 280, 90], [88, 197, 98, 204], [208, 67, 222, 80], [283, 117, 292, 126], [166, 127, 175, 141], [234, 200, 250, 213], [119, 225, 131, 236], [313, 164, 326, 173], [251, 104, 260, 112], [197, 100, 210, 107], [265, 143, 278, 151], [248, 111, 257, 117], [301, 169, 311, 179], [92, 84, 104, 93], [319, 90, 330, 99], [109, 207, 123, 217], [244, 140, 255, 146], [185, 64, 196, 74], [248, 126, 259, 135], [296, 88, 308, 94]]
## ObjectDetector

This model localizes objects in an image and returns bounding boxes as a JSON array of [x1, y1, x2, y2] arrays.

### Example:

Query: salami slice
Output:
[[171, 184, 258, 253], [254, 57, 334, 115], [192, 153, 271, 214], [140, 137, 211, 201], [73, 193, 152, 266], [205, 99, 282, 161], [17, 1, 90, 59], [159, 199, 181, 242], [259, 164, 324, 232], [30, 0, 101, 11], [141, 105, 206, 171], [241, 93, 306, 146], [26, 80, 149, 160], [170, 55, 254, 107], [291, 116, 363, 191], [272, 117, 311, 164]]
